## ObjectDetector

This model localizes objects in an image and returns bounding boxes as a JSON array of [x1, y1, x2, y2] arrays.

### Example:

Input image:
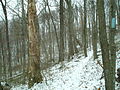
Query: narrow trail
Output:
[[36, 50, 103, 90]]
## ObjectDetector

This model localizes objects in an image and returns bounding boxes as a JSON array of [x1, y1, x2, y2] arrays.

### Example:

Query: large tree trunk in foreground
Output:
[[28, 0, 43, 88], [97, 0, 112, 90]]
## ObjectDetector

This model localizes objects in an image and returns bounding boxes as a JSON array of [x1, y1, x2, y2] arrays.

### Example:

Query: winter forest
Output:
[[0, 0, 120, 90]]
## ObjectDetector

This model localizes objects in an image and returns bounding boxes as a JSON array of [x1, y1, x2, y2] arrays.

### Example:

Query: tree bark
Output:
[[21, 0, 27, 83], [83, 0, 87, 57], [27, 0, 43, 88], [97, 0, 112, 90], [65, 0, 74, 59], [59, 0, 64, 62], [91, 1, 98, 59]]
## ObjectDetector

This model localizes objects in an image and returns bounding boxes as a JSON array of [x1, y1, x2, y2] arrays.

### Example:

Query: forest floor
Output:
[[11, 50, 120, 90]]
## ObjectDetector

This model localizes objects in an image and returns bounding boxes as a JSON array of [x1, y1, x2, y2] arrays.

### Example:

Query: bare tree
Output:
[[21, 0, 27, 83], [83, 0, 87, 57], [0, 0, 12, 77], [59, 0, 64, 62], [27, 0, 43, 87], [109, 0, 117, 89], [91, 0, 98, 59], [65, 0, 74, 59], [97, 0, 112, 90]]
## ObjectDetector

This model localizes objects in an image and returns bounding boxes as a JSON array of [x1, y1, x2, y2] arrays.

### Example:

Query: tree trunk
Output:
[[59, 0, 64, 62], [27, 0, 43, 88], [0, 0, 12, 77], [83, 0, 87, 57], [21, 0, 27, 83], [97, 0, 112, 90], [65, 0, 74, 59], [109, 0, 116, 89], [0, 30, 6, 79], [88, 15, 92, 50], [91, 1, 98, 59]]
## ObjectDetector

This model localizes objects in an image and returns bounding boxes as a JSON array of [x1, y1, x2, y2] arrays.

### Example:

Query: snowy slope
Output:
[[11, 50, 120, 90]]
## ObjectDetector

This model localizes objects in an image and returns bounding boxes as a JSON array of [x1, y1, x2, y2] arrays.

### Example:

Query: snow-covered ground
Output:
[[11, 50, 120, 90]]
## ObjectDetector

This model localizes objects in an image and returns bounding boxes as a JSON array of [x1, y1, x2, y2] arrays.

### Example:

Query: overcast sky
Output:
[[0, 0, 83, 20]]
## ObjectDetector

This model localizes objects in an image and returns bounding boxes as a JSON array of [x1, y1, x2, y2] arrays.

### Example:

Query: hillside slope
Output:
[[11, 50, 120, 90]]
